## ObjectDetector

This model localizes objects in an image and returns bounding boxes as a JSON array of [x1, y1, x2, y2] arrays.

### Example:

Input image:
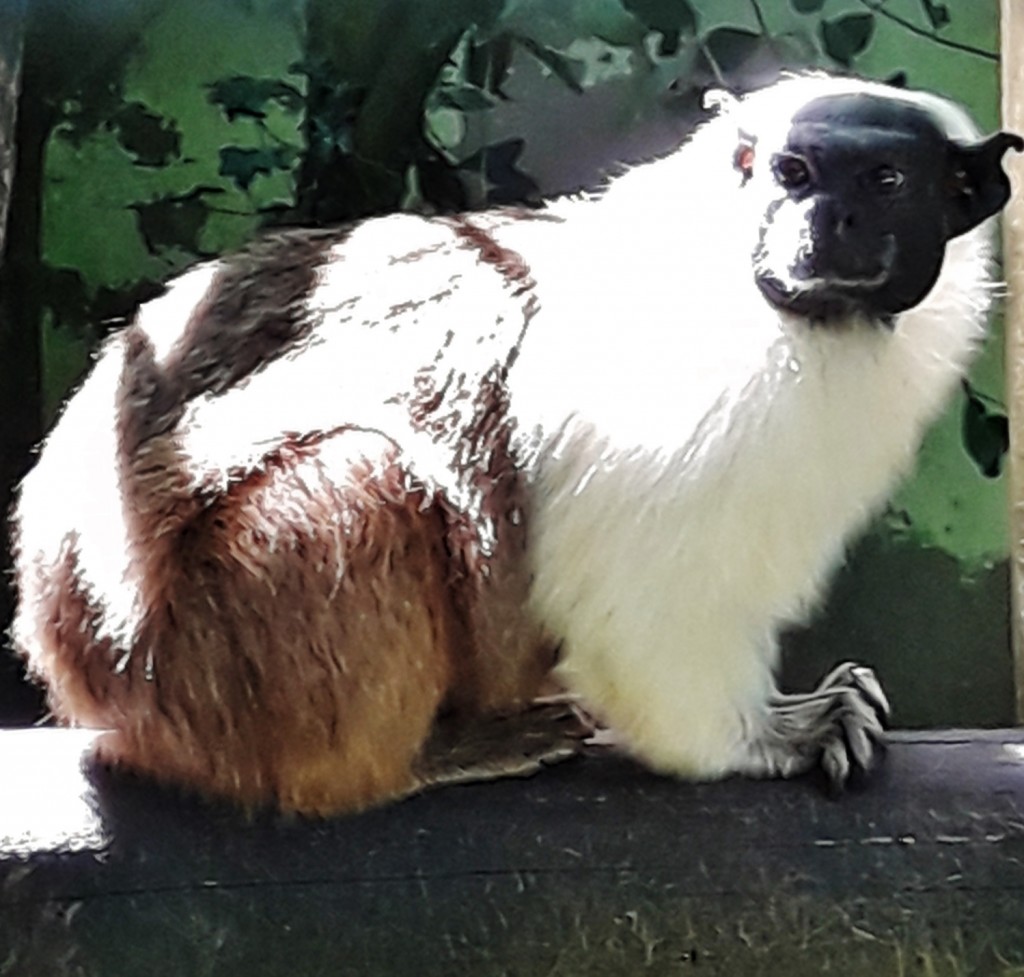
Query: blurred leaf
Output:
[[414, 157, 469, 212], [399, 163, 428, 212], [219, 145, 296, 192], [425, 105, 466, 155], [517, 37, 586, 93], [460, 138, 539, 205], [54, 95, 128, 151], [565, 39, 633, 87], [129, 187, 223, 255], [919, 0, 951, 29], [962, 387, 1009, 479], [791, 0, 825, 10], [703, 27, 763, 76], [299, 67, 364, 158], [207, 75, 304, 122], [110, 101, 181, 167], [820, 13, 875, 67], [621, 0, 697, 56]]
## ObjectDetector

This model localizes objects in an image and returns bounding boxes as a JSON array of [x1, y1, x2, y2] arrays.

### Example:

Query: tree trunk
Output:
[[0, 0, 45, 725], [0, 0, 23, 254]]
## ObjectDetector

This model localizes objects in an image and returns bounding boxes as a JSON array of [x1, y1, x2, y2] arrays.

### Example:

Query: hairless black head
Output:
[[752, 92, 1023, 322]]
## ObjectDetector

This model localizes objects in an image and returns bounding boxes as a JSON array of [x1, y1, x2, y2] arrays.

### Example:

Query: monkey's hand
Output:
[[741, 662, 890, 790]]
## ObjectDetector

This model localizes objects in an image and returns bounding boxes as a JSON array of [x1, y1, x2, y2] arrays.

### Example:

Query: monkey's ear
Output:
[[945, 131, 1024, 238], [702, 88, 738, 116]]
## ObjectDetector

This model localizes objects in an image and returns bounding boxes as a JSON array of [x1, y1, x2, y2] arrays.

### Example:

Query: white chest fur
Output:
[[503, 212, 991, 776]]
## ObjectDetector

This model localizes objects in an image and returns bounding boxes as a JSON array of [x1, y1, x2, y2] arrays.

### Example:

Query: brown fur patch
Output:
[[120, 229, 340, 453], [47, 431, 466, 813]]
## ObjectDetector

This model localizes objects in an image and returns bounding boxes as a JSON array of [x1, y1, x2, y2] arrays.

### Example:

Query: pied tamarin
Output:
[[11, 75, 1023, 813]]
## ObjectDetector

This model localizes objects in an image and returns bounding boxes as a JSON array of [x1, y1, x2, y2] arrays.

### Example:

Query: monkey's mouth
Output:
[[755, 273, 868, 321], [755, 237, 898, 322]]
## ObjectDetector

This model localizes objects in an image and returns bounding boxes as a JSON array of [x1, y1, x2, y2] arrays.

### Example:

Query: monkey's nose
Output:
[[801, 202, 895, 286]]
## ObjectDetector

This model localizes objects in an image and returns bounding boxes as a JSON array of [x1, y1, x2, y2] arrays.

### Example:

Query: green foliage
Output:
[[459, 139, 538, 206], [820, 13, 875, 67], [920, 0, 951, 30], [219, 145, 297, 192], [111, 103, 182, 167], [207, 76, 304, 122], [703, 26, 765, 79], [961, 381, 1010, 480], [130, 187, 223, 255], [621, 0, 697, 56]]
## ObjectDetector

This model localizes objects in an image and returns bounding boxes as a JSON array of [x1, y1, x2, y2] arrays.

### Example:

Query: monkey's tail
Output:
[[115, 324, 206, 572], [113, 231, 334, 573]]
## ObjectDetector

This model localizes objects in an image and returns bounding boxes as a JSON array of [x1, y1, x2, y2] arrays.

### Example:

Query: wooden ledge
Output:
[[3, 729, 1024, 975]]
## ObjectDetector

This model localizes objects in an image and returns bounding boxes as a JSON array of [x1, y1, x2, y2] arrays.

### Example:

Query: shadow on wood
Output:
[[2, 729, 1024, 976]]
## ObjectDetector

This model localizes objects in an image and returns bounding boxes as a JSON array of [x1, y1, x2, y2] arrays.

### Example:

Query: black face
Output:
[[748, 93, 1023, 322]]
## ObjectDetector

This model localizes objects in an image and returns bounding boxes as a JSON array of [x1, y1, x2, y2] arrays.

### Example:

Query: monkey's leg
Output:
[[412, 699, 594, 791], [738, 662, 890, 788], [68, 429, 484, 816]]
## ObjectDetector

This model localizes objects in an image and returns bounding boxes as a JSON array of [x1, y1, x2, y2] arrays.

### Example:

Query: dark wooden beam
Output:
[[3, 729, 1024, 975]]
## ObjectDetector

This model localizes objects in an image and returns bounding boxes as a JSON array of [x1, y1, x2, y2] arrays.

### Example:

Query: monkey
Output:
[[10, 75, 1022, 814]]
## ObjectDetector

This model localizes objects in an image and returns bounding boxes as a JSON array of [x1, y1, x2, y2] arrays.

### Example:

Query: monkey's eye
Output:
[[869, 164, 905, 194], [735, 142, 755, 181], [773, 153, 811, 190]]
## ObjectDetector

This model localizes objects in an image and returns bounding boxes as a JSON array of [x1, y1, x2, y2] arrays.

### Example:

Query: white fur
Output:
[[495, 76, 995, 777]]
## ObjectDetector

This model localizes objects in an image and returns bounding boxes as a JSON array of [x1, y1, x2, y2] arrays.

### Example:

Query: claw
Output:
[[744, 662, 890, 789], [822, 738, 851, 788], [843, 712, 875, 770], [851, 665, 891, 720]]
